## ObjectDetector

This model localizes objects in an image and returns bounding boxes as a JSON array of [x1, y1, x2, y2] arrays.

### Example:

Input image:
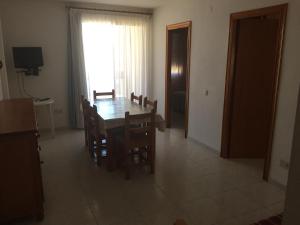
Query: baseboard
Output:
[[269, 178, 287, 191], [188, 136, 287, 191], [187, 136, 220, 155], [38, 126, 71, 132]]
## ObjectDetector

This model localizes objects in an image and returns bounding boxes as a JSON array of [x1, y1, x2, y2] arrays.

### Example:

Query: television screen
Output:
[[12, 47, 44, 69]]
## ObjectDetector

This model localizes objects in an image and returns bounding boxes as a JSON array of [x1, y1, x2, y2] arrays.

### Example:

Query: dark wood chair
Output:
[[93, 89, 115, 100], [117, 110, 156, 179], [87, 105, 107, 166], [81, 96, 90, 147], [143, 97, 158, 113], [130, 92, 142, 105]]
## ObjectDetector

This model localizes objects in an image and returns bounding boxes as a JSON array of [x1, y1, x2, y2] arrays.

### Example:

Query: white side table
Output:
[[34, 98, 55, 137]]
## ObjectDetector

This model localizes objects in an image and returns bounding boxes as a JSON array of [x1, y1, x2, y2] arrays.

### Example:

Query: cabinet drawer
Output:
[[0, 132, 43, 223]]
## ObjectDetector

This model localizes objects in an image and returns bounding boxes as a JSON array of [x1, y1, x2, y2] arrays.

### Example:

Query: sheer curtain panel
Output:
[[68, 9, 88, 128], [81, 11, 152, 100], [68, 8, 152, 128]]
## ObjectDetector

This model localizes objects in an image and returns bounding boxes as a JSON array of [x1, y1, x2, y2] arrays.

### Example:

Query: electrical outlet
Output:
[[280, 160, 289, 170], [54, 108, 63, 114]]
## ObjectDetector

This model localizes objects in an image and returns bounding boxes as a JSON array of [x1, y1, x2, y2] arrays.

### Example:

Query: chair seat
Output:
[[116, 132, 151, 149]]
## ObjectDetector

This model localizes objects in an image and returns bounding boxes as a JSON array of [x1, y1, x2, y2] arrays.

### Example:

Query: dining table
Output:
[[92, 97, 165, 171]]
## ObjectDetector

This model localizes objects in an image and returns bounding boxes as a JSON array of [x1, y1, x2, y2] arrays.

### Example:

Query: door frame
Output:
[[221, 4, 288, 180], [165, 21, 192, 138], [0, 19, 9, 100]]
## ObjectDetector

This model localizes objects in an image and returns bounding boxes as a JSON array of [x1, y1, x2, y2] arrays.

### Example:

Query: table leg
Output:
[[49, 103, 55, 138], [106, 127, 123, 171], [106, 129, 114, 171]]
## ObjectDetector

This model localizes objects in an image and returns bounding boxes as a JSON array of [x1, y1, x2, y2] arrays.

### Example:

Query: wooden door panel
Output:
[[170, 28, 188, 117], [229, 18, 279, 158], [0, 133, 42, 222], [165, 21, 192, 139]]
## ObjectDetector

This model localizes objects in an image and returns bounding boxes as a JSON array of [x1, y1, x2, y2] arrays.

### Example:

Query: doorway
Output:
[[221, 4, 288, 180], [165, 21, 192, 138]]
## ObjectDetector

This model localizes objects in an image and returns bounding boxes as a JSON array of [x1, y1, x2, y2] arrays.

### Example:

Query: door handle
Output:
[[0, 60, 3, 69]]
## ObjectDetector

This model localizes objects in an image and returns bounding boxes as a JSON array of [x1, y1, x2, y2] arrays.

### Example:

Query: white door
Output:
[[0, 18, 9, 100]]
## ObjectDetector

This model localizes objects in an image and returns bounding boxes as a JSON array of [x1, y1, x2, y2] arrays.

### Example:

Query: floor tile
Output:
[[11, 129, 286, 225]]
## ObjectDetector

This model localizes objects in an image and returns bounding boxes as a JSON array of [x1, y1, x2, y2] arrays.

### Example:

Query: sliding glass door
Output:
[[81, 12, 151, 100]]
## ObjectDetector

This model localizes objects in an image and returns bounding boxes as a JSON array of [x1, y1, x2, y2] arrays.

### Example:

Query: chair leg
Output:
[[96, 141, 106, 167], [84, 128, 88, 146], [150, 147, 155, 174], [125, 168, 130, 180], [89, 136, 95, 159], [87, 135, 91, 154], [150, 162, 155, 174], [97, 146, 101, 167], [125, 155, 131, 180]]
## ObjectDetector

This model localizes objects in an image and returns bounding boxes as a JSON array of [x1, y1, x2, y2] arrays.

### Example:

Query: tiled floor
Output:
[[16, 129, 285, 225]]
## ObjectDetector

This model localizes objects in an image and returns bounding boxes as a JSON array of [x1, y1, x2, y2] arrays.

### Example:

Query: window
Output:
[[81, 12, 151, 100]]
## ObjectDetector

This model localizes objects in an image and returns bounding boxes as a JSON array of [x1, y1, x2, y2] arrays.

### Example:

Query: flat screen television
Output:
[[13, 47, 44, 69]]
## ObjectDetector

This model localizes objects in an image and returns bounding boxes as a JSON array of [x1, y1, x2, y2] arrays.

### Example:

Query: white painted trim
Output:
[[269, 178, 287, 191], [0, 18, 10, 100], [187, 136, 220, 155]]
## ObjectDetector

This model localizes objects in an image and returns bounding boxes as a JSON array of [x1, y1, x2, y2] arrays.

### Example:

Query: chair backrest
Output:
[[124, 111, 155, 150], [130, 92, 142, 105], [81, 95, 85, 117], [81, 97, 90, 125], [93, 89, 115, 100], [143, 97, 158, 113], [88, 105, 101, 137], [80, 95, 85, 107]]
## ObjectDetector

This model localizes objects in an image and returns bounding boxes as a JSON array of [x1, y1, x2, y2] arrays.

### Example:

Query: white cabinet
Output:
[[0, 18, 9, 100]]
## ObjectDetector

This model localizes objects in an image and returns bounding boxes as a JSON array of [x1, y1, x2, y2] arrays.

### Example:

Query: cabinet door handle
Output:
[[0, 60, 3, 69]]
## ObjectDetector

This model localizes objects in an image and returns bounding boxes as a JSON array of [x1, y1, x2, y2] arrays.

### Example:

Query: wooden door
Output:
[[165, 21, 192, 138], [170, 28, 187, 127], [0, 19, 9, 100], [229, 17, 279, 158]]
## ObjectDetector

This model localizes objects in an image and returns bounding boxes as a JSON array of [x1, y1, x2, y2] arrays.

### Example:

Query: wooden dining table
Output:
[[92, 97, 165, 171]]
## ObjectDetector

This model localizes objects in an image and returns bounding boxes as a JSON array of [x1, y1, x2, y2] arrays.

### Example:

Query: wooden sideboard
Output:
[[0, 98, 44, 223]]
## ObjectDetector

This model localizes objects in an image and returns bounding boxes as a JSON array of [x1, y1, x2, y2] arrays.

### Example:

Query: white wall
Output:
[[0, 0, 69, 128], [0, 18, 10, 100], [0, 0, 152, 129], [153, 0, 300, 185], [283, 87, 300, 225], [1, 0, 298, 185]]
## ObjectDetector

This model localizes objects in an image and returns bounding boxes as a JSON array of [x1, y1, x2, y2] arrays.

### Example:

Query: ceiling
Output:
[[58, 0, 169, 8]]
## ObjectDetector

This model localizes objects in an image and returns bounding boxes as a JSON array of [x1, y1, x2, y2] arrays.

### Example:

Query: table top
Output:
[[93, 97, 152, 121], [0, 98, 37, 135], [34, 98, 54, 106]]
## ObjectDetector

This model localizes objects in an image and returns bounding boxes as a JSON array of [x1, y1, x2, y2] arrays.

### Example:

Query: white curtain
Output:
[[68, 9, 88, 128], [81, 11, 152, 100]]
